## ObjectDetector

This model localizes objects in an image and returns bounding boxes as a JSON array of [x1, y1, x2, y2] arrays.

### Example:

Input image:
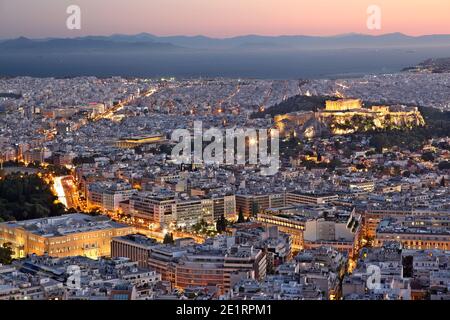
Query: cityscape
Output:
[[0, 0, 449, 305]]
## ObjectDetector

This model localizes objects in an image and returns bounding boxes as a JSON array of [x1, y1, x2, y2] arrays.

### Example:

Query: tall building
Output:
[[174, 244, 266, 294], [87, 182, 135, 212], [129, 191, 176, 227], [23, 148, 52, 164], [129, 236, 268, 295], [111, 234, 159, 268], [236, 192, 286, 216], [257, 205, 361, 255], [285, 192, 339, 206], [129, 191, 233, 228], [211, 195, 236, 220], [257, 211, 305, 251]]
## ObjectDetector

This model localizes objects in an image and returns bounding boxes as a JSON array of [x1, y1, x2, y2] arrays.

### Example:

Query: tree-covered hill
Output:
[[251, 95, 339, 118]]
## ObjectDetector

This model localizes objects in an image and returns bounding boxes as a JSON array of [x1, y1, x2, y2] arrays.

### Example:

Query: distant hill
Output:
[[251, 95, 339, 119], [404, 57, 450, 73], [3, 33, 450, 52], [0, 36, 182, 53], [106, 32, 450, 50]]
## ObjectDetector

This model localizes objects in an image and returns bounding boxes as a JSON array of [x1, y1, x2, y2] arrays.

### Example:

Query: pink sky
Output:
[[0, 0, 449, 38]]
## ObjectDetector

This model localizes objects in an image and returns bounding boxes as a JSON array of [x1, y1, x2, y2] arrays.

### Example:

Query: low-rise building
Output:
[[0, 214, 134, 259]]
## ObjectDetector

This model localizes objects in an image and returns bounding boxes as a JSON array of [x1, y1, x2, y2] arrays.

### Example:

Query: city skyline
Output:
[[0, 0, 449, 305], [1, 0, 450, 39]]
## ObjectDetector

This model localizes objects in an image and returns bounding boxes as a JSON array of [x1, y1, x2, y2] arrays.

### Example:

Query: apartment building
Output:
[[375, 217, 450, 250], [236, 193, 286, 216], [111, 234, 158, 268], [130, 191, 234, 228], [286, 192, 339, 206], [87, 181, 135, 212]]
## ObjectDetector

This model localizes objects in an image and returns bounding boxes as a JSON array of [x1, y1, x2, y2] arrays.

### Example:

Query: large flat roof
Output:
[[1, 213, 130, 237]]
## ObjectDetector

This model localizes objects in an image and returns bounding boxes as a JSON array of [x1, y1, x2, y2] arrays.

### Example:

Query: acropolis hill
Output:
[[274, 99, 426, 138]]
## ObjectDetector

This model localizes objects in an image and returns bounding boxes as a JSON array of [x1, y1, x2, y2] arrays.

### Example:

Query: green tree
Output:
[[0, 173, 65, 222], [237, 207, 245, 223], [163, 233, 174, 245], [0, 243, 13, 265], [393, 166, 402, 176], [192, 219, 209, 234], [328, 158, 342, 171], [317, 153, 323, 162], [216, 214, 227, 233], [421, 152, 435, 162], [251, 202, 260, 217], [67, 207, 78, 214], [438, 161, 450, 171]]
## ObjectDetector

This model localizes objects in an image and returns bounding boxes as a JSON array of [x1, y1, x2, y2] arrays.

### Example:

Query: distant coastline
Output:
[[1, 33, 450, 79], [403, 57, 450, 73]]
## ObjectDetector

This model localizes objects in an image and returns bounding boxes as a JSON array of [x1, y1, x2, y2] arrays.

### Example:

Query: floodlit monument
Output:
[[275, 99, 425, 138], [325, 99, 363, 111]]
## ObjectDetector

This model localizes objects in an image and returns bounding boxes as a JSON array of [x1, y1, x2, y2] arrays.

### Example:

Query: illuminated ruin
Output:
[[274, 99, 425, 138]]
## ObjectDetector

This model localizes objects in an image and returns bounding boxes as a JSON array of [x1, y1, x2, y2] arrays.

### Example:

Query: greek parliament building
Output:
[[0, 214, 134, 259]]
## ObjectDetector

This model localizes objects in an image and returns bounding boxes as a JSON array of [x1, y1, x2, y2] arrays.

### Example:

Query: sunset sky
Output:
[[1, 0, 449, 39]]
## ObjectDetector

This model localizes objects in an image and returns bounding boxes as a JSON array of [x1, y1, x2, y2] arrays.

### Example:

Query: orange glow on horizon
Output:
[[1, 0, 450, 38]]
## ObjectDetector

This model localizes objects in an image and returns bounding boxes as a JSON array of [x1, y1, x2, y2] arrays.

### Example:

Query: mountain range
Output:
[[2, 32, 450, 53]]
